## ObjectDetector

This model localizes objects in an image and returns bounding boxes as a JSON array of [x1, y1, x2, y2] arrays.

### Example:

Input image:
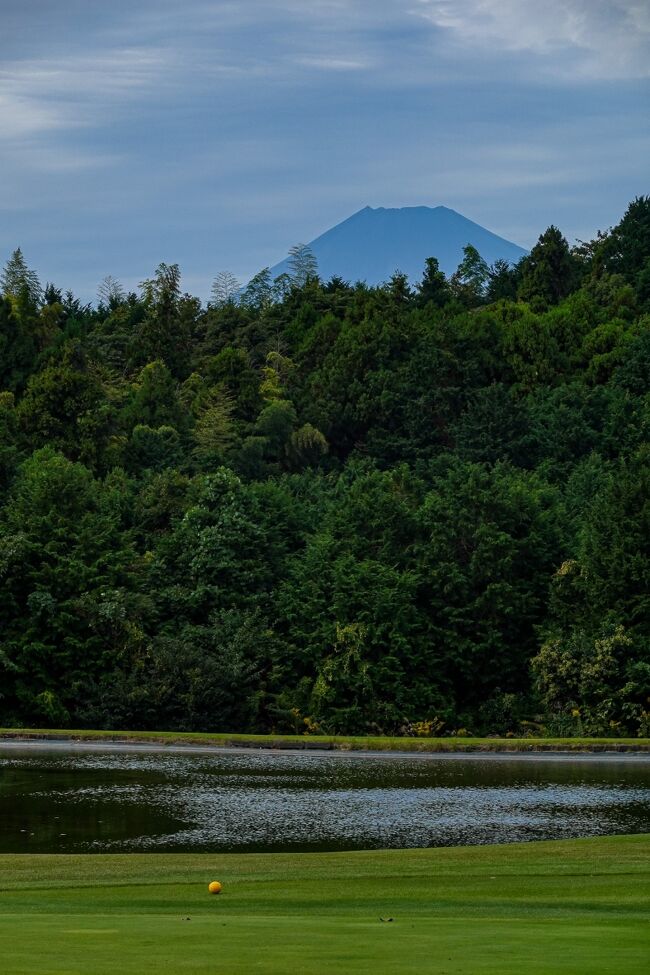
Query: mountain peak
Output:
[[270, 206, 527, 285]]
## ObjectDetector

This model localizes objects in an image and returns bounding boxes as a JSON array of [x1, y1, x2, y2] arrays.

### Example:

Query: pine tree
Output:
[[518, 226, 576, 308], [0, 248, 42, 306], [417, 257, 450, 307]]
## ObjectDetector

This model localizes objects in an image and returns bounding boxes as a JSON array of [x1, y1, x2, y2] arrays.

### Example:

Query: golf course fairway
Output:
[[1, 835, 648, 974]]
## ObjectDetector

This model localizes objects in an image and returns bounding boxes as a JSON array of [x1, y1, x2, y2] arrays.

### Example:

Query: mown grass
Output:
[[2, 727, 649, 752], [0, 836, 648, 974]]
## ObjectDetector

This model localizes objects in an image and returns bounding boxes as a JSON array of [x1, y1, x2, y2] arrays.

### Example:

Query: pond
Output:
[[0, 742, 648, 854]]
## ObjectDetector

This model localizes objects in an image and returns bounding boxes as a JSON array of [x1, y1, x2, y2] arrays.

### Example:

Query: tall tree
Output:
[[97, 275, 125, 309], [597, 196, 650, 307], [241, 268, 273, 311], [210, 271, 241, 307], [134, 263, 190, 376], [450, 244, 489, 306], [287, 244, 318, 286], [0, 248, 42, 306], [485, 258, 520, 303], [417, 257, 450, 308], [518, 226, 577, 308]]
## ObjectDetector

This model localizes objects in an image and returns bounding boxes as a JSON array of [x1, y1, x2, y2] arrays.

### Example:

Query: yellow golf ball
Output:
[[208, 881, 222, 895]]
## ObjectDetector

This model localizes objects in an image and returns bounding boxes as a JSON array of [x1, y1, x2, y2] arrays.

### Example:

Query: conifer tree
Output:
[[518, 226, 576, 308], [0, 248, 42, 306]]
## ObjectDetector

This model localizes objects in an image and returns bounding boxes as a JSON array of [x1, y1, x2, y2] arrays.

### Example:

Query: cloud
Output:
[[0, 43, 176, 180], [292, 55, 372, 71], [414, 0, 650, 79], [0, 47, 171, 141], [1, 1, 647, 299]]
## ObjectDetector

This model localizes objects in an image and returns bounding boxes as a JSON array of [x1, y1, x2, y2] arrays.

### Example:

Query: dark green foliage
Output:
[[451, 244, 490, 306], [0, 448, 142, 725], [133, 263, 194, 377], [415, 461, 564, 708], [417, 257, 451, 308], [16, 345, 110, 468], [79, 610, 268, 732], [598, 196, 650, 284], [485, 259, 521, 303], [0, 199, 648, 735], [0, 392, 20, 496], [0, 297, 36, 391], [518, 226, 577, 309]]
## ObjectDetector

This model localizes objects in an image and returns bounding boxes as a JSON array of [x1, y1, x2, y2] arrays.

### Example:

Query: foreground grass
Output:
[[0, 836, 648, 974], [2, 727, 649, 752]]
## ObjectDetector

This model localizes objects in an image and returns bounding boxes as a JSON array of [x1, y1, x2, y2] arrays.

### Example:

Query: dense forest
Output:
[[0, 198, 648, 737]]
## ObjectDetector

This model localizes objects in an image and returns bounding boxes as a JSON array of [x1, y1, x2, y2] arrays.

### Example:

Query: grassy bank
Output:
[[1, 727, 649, 753], [0, 836, 648, 974]]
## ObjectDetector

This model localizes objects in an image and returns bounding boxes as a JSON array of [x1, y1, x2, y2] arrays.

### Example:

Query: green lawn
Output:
[[0, 836, 648, 974], [2, 727, 649, 752]]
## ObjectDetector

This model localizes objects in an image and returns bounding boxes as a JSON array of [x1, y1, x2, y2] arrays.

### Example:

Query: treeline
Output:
[[0, 198, 648, 737]]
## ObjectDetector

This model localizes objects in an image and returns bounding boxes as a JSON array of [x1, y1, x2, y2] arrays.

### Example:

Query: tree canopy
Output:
[[0, 202, 648, 737]]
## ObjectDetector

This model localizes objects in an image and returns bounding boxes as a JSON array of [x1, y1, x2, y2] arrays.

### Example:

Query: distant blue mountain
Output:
[[269, 205, 527, 285]]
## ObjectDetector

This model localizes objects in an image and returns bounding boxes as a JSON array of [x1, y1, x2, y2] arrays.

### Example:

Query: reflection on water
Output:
[[0, 744, 648, 853]]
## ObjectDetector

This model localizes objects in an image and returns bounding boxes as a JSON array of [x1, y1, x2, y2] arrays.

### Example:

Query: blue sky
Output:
[[1, 0, 649, 300]]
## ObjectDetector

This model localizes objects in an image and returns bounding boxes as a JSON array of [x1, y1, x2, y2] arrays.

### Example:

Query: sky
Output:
[[1, 0, 649, 300]]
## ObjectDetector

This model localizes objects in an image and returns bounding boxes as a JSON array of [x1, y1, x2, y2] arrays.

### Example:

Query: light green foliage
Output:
[[192, 385, 235, 461], [532, 623, 633, 729]]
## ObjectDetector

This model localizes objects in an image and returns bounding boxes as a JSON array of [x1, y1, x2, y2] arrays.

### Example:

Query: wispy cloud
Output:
[[0, 47, 172, 141], [292, 55, 373, 71], [414, 0, 650, 79]]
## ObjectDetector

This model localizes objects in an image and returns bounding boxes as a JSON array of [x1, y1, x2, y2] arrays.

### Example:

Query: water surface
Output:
[[1, 742, 648, 853]]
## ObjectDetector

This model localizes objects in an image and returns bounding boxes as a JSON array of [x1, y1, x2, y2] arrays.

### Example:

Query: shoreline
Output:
[[1, 738, 649, 763], [2, 728, 649, 757]]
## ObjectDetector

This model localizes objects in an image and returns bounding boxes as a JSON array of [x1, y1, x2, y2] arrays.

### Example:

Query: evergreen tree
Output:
[[417, 257, 450, 307], [518, 226, 577, 308], [0, 248, 42, 306], [134, 263, 191, 376]]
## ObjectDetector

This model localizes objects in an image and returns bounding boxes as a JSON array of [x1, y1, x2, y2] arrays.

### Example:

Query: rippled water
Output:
[[0, 743, 648, 853]]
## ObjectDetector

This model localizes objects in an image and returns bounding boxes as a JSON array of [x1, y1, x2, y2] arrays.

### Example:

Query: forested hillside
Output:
[[1, 198, 648, 737]]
